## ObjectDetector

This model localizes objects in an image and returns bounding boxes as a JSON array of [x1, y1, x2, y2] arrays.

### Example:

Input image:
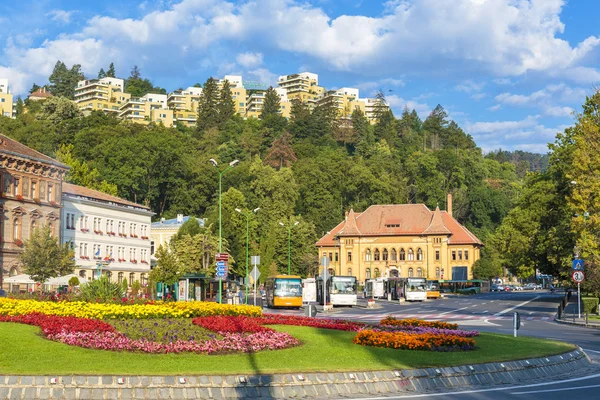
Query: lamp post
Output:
[[210, 158, 239, 304], [235, 207, 260, 304], [279, 221, 299, 275]]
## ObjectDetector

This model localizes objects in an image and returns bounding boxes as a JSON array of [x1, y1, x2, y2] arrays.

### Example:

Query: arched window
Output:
[[391, 249, 397, 261], [400, 248, 406, 261], [408, 248, 414, 261], [106, 271, 112, 281], [30, 219, 36, 232], [374, 268, 380, 277], [13, 218, 20, 240], [129, 272, 135, 286], [436, 267, 440, 279], [118, 272, 124, 284], [408, 268, 414, 277], [417, 248, 423, 261], [9, 267, 18, 277], [382, 249, 388, 261], [365, 268, 371, 279], [348, 268, 352, 276], [417, 267, 423, 277], [365, 249, 371, 261], [374, 249, 380, 261], [389, 269, 399, 277], [79, 270, 87, 279], [441, 268, 445, 279], [141, 273, 147, 286]]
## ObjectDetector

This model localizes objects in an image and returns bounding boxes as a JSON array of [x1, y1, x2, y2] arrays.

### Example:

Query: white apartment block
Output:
[[62, 183, 154, 287]]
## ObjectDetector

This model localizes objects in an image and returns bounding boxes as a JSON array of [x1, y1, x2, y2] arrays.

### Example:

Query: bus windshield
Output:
[[427, 280, 440, 290], [407, 278, 427, 292], [275, 279, 302, 297], [331, 277, 357, 294]]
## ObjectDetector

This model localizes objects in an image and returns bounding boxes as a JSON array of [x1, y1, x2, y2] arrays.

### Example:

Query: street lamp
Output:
[[210, 158, 239, 303], [279, 221, 299, 275], [235, 207, 260, 304]]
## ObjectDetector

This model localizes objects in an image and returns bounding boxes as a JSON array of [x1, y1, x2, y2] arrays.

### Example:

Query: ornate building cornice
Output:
[[0, 154, 67, 180]]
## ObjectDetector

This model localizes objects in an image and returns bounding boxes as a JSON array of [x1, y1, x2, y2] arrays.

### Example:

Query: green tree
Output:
[[37, 96, 82, 124], [29, 83, 41, 94], [264, 131, 297, 169], [217, 79, 236, 126], [97, 68, 106, 79], [55, 144, 118, 195], [260, 86, 280, 119], [48, 61, 84, 99], [20, 225, 75, 284], [106, 63, 116, 78], [124, 65, 166, 97], [196, 77, 220, 132], [150, 243, 183, 285], [14, 97, 24, 116]]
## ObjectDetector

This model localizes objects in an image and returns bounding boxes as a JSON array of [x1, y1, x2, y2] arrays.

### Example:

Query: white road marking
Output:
[[473, 310, 488, 314], [439, 306, 470, 315], [583, 349, 600, 354], [358, 372, 600, 399], [494, 296, 541, 316], [511, 384, 600, 395]]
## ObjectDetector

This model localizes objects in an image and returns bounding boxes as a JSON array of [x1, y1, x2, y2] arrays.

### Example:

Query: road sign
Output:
[[251, 256, 260, 266], [216, 253, 229, 262], [321, 268, 331, 281], [572, 270, 585, 283], [321, 256, 330, 268], [250, 266, 261, 281], [572, 259, 584, 270]]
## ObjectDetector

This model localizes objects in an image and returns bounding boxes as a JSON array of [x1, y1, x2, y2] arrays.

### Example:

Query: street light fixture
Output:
[[279, 221, 299, 275], [210, 158, 239, 303], [235, 207, 260, 304]]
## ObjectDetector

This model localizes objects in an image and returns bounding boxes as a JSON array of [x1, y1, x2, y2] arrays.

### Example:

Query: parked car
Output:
[[503, 286, 512, 292], [491, 284, 504, 292], [511, 285, 524, 291], [523, 283, 537, 290]]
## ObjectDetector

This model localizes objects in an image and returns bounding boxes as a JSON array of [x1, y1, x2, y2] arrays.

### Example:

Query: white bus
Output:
[[386, 277, 427, 301], [316, 276, 358, 306], [365, 278, 385, 298]]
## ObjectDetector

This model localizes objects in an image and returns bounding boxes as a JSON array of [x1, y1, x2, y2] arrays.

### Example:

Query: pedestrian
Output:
[[238, 287, 244, 304]]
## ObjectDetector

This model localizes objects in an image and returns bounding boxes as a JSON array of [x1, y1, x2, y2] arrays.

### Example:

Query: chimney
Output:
[[447, 193, 453, 217], [177, 214, 183, 223], [344, 210, 349, 221]]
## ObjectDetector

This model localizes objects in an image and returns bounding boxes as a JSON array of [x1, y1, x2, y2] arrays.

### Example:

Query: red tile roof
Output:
[[316, 204, 482, 247], [0, 134, 68, 169], [28, 88, 53, 98], [62, 183, 151, 211]]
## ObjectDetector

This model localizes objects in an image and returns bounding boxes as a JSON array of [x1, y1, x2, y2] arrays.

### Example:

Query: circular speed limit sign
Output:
[[572, 270, 585, 283]]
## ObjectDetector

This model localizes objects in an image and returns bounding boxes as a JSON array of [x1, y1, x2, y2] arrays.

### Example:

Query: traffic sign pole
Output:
[[578, 282, 581, 319]]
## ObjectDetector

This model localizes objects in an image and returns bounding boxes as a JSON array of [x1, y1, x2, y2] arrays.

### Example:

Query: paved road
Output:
[[261, 290, 600, 352], [360, 371, 600, 400]]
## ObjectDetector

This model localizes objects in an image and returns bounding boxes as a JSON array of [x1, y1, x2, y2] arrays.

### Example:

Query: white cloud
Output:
[[493, 78, 512, 85], [487, 104, 501, 112], [455, 80, 485, 93], [236, 52, 263, 68], [47, 10, 75, 24], [356, 78, 405, 95], [494, 83, 587, 116], [386, 94, 430, 118], [544, 106, 574, 117], [247, 68, 277, 86], [471, 93, 486, 101]]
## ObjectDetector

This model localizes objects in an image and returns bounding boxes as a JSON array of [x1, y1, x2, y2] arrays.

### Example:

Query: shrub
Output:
[[353, 330, 476, 351], [78, 275, 125, 302], [68, 277, 80, 287], [380, 316, 459, 330], [582, 297, 599, 314]]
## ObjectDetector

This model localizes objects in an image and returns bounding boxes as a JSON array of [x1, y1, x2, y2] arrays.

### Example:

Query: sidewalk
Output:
[[555, 292, 600, 329]]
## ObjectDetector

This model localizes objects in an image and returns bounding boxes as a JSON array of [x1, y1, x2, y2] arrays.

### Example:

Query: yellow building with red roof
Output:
[[315, 195, 483, 284]]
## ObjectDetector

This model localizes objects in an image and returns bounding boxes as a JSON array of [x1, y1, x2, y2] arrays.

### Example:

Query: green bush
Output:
[[78, 275, 124, 302], [581, 297, 599, 314], [68, 277, 80, 287]]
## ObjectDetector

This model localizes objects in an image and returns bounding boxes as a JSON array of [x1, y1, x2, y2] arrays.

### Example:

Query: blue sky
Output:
[[1, 0, 600, 153]]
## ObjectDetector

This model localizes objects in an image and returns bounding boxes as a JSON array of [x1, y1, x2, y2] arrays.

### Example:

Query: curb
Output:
[[0, 350, 591, 399], [554, 317, 600, 329]]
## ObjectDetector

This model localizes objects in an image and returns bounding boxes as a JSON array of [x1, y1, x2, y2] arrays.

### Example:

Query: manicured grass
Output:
[[108, 318, 218, 344], [0, 323, 576, 375]]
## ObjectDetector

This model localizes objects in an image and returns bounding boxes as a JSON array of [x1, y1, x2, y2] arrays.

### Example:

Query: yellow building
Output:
[[74, 77, 131, 115], [316, 196, 483, 284], [118, 93, 174, 127], [0, 79, 14, 118], [317, 87, 366, 119], [218, 75, 247, 116], [277, 72, 325, 108], [245, 87, 291, 119]]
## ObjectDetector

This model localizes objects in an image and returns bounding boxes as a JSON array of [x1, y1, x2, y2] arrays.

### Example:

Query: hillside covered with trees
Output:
[[6, 61, 587, 285]]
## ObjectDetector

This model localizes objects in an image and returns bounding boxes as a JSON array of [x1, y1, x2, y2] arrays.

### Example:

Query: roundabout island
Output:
[[0, 298, 590, 399]]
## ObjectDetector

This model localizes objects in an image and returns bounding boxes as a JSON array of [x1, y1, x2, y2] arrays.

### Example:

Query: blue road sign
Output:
[[572, 259, 584, 270], [216, 261, 226, 268]]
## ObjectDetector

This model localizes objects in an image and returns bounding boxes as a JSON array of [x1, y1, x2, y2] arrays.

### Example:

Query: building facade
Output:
[[0, 134, 69, 288], [61, 183, 154, 286], [74, 77, 132, 115], [316, 198, 483, 284], [119, 93, 174, 127], [0, 78, 14, 118], [168, 87, 202, 127], [150, 215, 205, 260]]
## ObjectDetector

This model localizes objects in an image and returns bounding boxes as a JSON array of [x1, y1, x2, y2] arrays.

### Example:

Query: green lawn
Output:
[[0, 323, 576, 375]]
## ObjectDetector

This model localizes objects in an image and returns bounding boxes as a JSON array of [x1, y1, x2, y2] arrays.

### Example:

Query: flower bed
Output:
[[0, 313, 298, 354], [353, 330, 476, 351], [380, 316, 459, 330], [0, 298, 262, 320]]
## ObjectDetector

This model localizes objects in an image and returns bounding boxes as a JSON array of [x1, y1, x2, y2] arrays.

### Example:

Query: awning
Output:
[[3, 274, 36, 284], [46, 274, 89, 286]]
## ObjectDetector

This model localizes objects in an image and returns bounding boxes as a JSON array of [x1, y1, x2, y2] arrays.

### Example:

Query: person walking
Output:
[[238, 287, 244, 304]]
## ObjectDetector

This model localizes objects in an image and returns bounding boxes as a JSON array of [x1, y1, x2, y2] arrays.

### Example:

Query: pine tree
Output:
[[15, 97, 24, 116], [48, 61, 83, 99], [29, 83, 41, 94], [130, 65, 141, 79], [260, 86, 281, 119], [106, 63, 116, 78], [97, 68, 106, 79], [217, 79, 236, 126], [353, 109, 374, 157], [196, 77, 220, 132]]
